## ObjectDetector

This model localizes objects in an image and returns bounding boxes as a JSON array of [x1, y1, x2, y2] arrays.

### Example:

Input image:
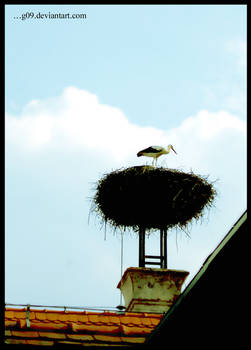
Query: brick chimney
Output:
[[117, 267, 189, 313]]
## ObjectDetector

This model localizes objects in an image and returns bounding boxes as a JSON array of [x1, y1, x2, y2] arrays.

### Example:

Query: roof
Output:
[[4, 307, 163, 348], [145, 210, 248, 348]]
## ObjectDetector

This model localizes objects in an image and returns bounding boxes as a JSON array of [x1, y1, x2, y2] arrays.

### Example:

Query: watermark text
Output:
[[14, 11, 87, 21]]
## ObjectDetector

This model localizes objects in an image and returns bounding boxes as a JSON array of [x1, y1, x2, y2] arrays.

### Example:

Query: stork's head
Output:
[[168, 144, 177, 154]]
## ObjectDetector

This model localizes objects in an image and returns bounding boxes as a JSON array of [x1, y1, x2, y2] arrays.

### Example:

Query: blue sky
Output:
[[5, 5, 246, 309]]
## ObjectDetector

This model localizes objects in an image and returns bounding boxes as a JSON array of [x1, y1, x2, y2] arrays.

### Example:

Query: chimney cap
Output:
[[117, 267, 189, 313], [117, 267, 189, 288]]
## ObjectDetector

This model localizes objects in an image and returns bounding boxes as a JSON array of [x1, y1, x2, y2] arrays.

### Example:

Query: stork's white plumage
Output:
[[137, 145, 177, 166]]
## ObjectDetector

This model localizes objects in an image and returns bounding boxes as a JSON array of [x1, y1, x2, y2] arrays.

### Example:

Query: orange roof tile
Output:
[[121, 336, 145, 344], [11, 331, 39, 338], [26, 340, 54, 346], [121, 324, 151, 336], [5, 320, 17, 328], [94, 335, 122, 343], [72, 323, 121, 334], [38, 331, 67, 340], [30, 321, 69, 331], [5, 306, 163, 347], [66, 333, 94, 341]]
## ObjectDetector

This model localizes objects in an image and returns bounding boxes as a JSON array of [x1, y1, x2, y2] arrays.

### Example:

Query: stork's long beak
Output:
[[171, 146, 177, 154]]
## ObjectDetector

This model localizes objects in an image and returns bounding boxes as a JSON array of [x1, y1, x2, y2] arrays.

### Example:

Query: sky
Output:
[[5, 4, 247, 310]]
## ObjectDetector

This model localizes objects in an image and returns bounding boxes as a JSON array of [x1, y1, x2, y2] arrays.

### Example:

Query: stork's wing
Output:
[[138, 146, 162, 154]]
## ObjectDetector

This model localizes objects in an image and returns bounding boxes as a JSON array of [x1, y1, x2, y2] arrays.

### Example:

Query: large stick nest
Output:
[[91, 166, 216, 233]]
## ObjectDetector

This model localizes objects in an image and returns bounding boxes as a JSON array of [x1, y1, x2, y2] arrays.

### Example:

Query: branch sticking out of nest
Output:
[[91, 166, 217, 234]]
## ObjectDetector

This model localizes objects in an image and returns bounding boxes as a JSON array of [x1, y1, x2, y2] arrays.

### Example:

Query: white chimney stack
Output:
[[117, 267, 189, 313]]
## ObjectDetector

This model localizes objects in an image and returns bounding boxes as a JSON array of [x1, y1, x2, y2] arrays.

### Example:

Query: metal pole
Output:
[[120, 230, 124, 306], [164, 229, 167, 269], [160, 229, 163, 268], [139, 226, 145, 267]]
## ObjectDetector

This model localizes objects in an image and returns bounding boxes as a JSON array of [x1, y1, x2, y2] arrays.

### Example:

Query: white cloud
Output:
[[6, 87, 246, 169], [5, 87, 247, 192], [169, 109, 246, 180], [5, 87, 169, 163], [175, 109, 245, 141]]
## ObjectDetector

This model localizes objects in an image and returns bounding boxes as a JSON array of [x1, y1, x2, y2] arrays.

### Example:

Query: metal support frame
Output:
[[139, 226, 146, 267], [26, 304, 30, 328], [138, 226, 167, 268], [160, 229, 168, 269]]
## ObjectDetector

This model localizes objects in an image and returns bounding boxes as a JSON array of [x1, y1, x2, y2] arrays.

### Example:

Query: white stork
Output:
[[137, 145, 177, 166]]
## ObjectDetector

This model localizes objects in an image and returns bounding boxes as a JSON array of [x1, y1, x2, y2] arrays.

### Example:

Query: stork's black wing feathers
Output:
[[138, 146, 161, 154]]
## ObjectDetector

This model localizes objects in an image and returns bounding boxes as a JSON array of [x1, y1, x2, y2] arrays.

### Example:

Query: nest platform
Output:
[[92, 166, 216, 233]]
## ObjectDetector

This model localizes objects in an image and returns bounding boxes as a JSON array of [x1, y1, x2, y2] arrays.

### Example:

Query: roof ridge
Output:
[[5, 306, 163, 318]]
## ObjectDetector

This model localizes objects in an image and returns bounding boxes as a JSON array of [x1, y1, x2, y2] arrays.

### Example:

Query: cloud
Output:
[[175, 109, 245, 140], [6, 86, 246, 172], [170, 109, 246, 182], [6, 87, 165, 162]]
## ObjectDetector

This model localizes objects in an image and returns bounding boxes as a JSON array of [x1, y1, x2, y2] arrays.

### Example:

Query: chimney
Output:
[[117, 267, 189, 313]]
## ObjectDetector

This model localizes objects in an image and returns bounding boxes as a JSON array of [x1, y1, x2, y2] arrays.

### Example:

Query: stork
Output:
[[137, 145, 177, 166]]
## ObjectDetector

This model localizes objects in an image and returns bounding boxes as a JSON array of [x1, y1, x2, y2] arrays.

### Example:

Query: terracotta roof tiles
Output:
[[5, 307, 163, 347]]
